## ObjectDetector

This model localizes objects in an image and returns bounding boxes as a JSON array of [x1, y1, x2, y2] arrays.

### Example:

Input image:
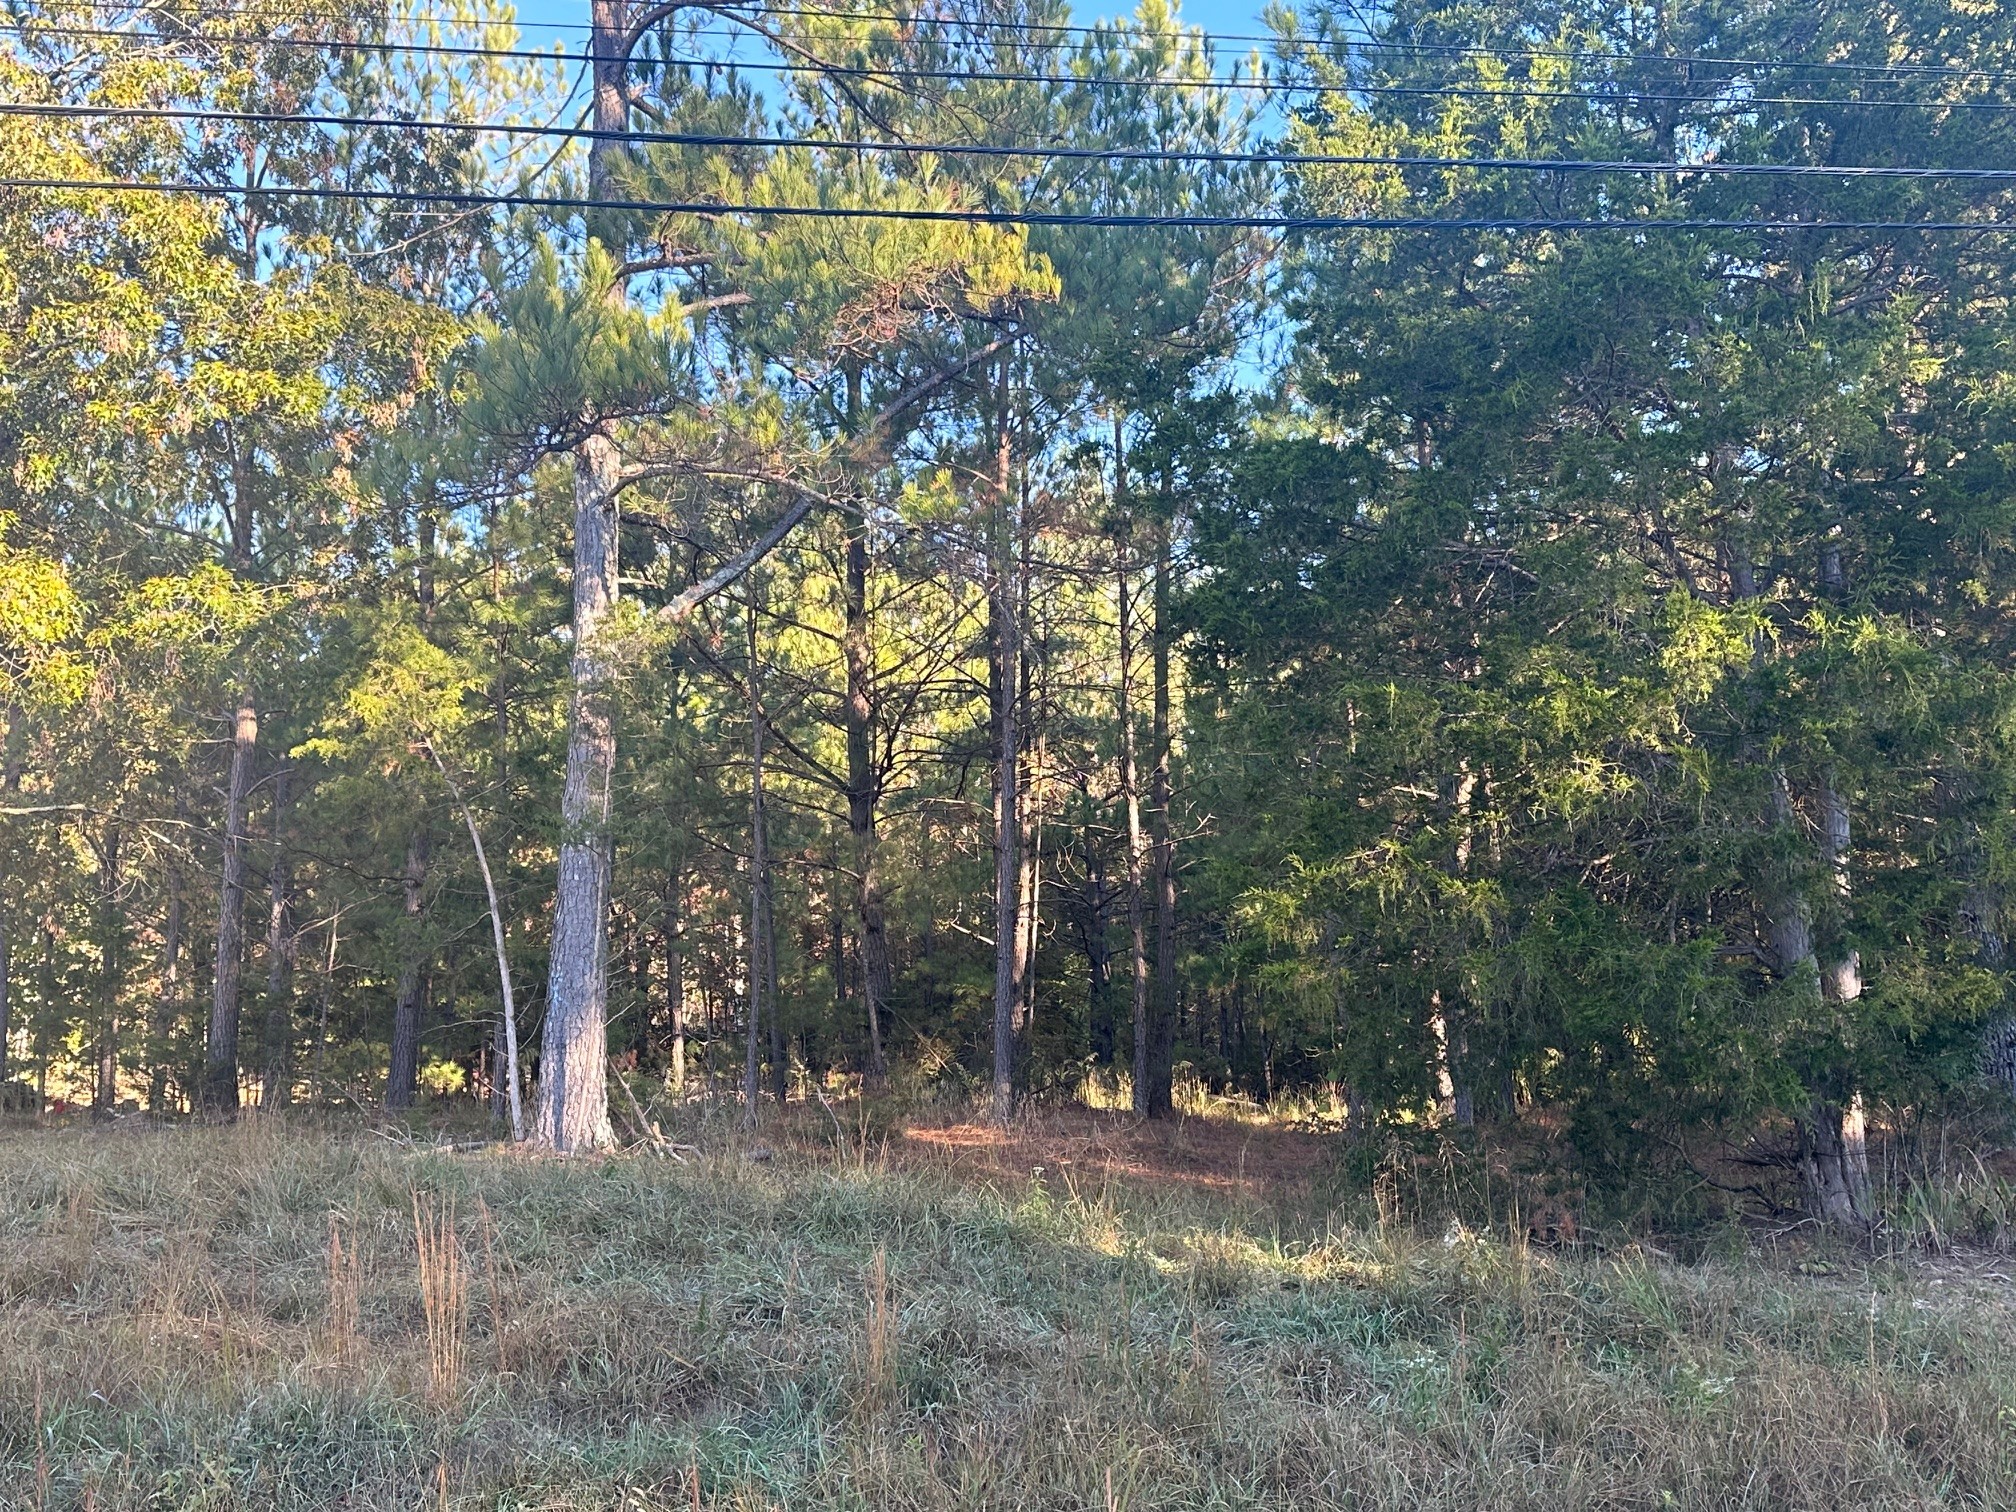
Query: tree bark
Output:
[[95, 821, 122, 1115], [1802, 770, 1871, 1223], [0, 895, 9, 1094], [537, 425, 623, 1152], [203, 694, 258, 1113], [535, 0, 632, 1153], [1960, 883, 2016, 1095], [1084, 841, 1115, 1066], [767, 904, 787, 1107], [844, 496, 893, 1087], [1116, 450, 1151, 1116], [261, 768, 295, 1108], [1143, 507, 1177, 1119], [1015, 447, 1043, 1049], [1801, 1092, 1871, 1227], [664, 877, 687, 1096], [150, 872, 183, 1114], [1439, 765, 1480, 1127], [989, 365, 1023, 1123], [743, 588, 774, 1126], [312, 915, 338, 1104], [1818, 772, 1862, 1007], [0, 707, 21, 1090], [387, 827, 432, 1109], [1765, 770, 1816, 978], [1765, 767, 1871, 1224], [38, 919, 56, 1110], [1017, 728, 1043, 1042]]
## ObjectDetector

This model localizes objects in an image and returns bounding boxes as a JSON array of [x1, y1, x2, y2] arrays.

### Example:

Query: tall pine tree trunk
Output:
[[312, 916, 338, 1103], [1115, 436, 1151, 1115], [536, 0, 630, 1153], [665, 880, 687, 1096], [203, 695, 257, 1113], [989, 365, 1023, 1123], [0, 706, 20, 1090], [1017, 732, 1043, 1041], [743, 590, 774, 1127], [1085, 842, 1115, 1066], [1439, 765, 1481, 1128], [204, 419, 263, 1117], [1801, 771, 1871, 1224], [767, 906, 787, 1107], [1763, 769, 1871, 1225], [844, 507, 893, 1086], [1143, 509, 1177, 1120], [1015, 460, 1043, 1048], [1959, 882, 2016, 1094], [1795, 527, 1872, 1224], [261, 769, 294, 1108], [1726, 530, 1870, 1223], [150, 872, 183, 1114], [38, 919, 57, 1110], [539, 426, 622, 1150], [387, 827, 431, 1109], [95, 821, 121, 1115], [0, 884, 9, 1095]]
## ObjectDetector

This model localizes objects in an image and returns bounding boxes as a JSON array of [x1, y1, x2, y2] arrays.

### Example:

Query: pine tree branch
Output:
[[859, 330, 1023, 450], [655, 484, 822, 622]]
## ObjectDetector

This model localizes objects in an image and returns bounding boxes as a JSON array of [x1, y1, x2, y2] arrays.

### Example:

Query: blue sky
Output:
[[498, 1, 1300, 384], [507, 1, 1288, 59], [502, 1, 1300, 146]]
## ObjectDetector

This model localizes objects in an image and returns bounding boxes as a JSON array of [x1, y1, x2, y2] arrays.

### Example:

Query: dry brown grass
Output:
[[0, 1108, 2012, 1510]]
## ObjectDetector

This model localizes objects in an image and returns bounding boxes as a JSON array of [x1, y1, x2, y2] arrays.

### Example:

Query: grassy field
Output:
[[2, 1106, 2013, 1511]]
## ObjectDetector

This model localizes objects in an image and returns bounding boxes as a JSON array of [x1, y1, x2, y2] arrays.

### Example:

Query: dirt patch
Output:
[[885, 1105, 1338, 1202], [1906, 1249, 2016, 1323]]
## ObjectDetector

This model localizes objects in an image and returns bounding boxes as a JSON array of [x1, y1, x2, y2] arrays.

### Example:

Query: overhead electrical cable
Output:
[[20, 17, 2016, 112], [42, 0, 2016, 86], [4, 16, 574, 62], [18, 99, 2016, 182], [9, 173, 2016, 233], [650, 55, 2016, 110]]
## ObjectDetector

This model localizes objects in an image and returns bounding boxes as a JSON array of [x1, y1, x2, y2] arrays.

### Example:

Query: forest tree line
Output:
[[5, 0, 2016, 1225]]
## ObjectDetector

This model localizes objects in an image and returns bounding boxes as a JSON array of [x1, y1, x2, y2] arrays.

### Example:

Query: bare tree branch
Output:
[[861, 330, 1023, 449], [657, 488, 821, 623]]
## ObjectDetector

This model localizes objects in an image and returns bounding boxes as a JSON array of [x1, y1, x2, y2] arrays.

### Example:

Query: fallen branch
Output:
[[610, 1061, 687, 1162]]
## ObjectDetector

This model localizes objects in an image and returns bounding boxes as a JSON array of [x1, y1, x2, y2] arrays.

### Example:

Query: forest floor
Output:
[[1, 1104, 2013, 1511]]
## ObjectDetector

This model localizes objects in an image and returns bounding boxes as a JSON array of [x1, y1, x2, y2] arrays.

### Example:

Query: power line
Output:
[[22, 16, 2016, 112], [46, 0, 2016, 87], [20, 100, 2016, 182], [746, 4, 2016, 89], [9, 173, 2016, 233], [5, 17, 577, 64], [650, 54, 2016, 111], [21, 1, 1265, 43], [748, 2, 2016, 84]]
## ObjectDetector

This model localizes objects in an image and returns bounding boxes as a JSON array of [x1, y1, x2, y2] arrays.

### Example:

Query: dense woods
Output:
[[7, 0, 2016, 1230]]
